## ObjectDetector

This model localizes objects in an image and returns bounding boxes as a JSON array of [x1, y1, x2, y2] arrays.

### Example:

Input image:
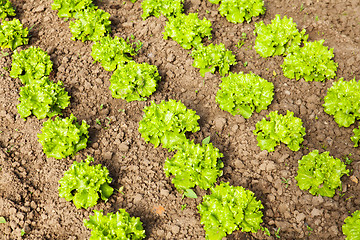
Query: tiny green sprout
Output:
[[339, 193, 345, 198], [0, 217, 6, 223], [202, 136, 211, 145], [345, 196, 354, 201], [281, 177, 290, 188], [118, 109, 125, 113], [15, 129, 18, 131], [343, 154, 353, 165], [131, 34, 135, 40], [123, 1, 126, 4], [321, 144, 327, 150], [6, 145, 13, 153], [307, 225, 313, 235], [1, 50, 9, 58], [3, 67, 8, 71], [315, 16, 319, 21], [206, 10, 210, 14], [263, 227, 271, 236], [78, 53, 81, 59], [315, 116, 318, 120], [243, 61, 248, 67], [106, 117, 111, 125], [195, 90, 199, 93], [115, 186, 124, 195], [96, 119, 101, 125], [100, 104, 104, 109], [300, 3, 304, 11], [181, 204, 187, 210], [236, 33, 247, 48], [21, 229, 25, 236], [275, 227, 281, 239]]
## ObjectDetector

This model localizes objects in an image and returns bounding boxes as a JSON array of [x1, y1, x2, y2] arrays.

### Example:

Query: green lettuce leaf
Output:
[[109, 61, 160, 102], [164, 139, 224, 191], [0, 19, 28, 50], [69, 8, 111, 42], [51, 0, 94, 18], [58, 156, 113, 209], [191, 43, 236, 77], [91, 35, 137, 71], [38, 114, 89, 159], [17, 77, 70, 119], [213, 0, 265, 24], [253, 110, 305, 152], [323, 78, 360, 127], [216, 72, 274, 118], [138, 99, 200, 150], [342, 210, 360, 240], [281, 39, 338, 82], [198, 182, 264, 240], [254, 14, 307, 58], [141, 0, 183, 20], [163, 13, 212, 49], [10, 46, 53, 84], [295, 150, 349, 197], [351, 125, 360, 147], [84, 209, 146, 240], [0, 0, 16, 21]]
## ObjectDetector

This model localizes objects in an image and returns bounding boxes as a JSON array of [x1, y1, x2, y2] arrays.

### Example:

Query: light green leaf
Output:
[[183, 189, 198, 199], [0, 217, 6, 223], [202, 136, 211, 145]]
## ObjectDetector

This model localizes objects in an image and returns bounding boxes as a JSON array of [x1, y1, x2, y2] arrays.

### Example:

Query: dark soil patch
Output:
[[1, 0, 360, 239]]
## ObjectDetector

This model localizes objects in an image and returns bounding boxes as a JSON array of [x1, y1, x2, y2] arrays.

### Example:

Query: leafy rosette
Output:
[[141, 0, 183, 20], [10, 46, 53, 84], [51, 0, 93, 18], [164, 139, 224, 191], [213, 0, 265, 24], [342, 210, 360, 240], [109, 61, 160, 102], [323, 78, 360, 127], [38, 114, 89, 159], [138, 99, 200, 150], [351, 125, 360, 147], [253, 110, 306, 152], [198, 182, 264, 240], [254, 14, 307, 58], [295, 150, 349, 198], [91, 35, 137, 71], [0, 0, 16, 21], [281, 39, 338, 82], [216, 72, 274, 118], [0, 19, 28, 50], [69, 8, 111, 42], [84, 209, 146, 240], [17, 77, 70, 119], [163, 13, 212, 50], [191, 43, 236, 77], [59, 156, 113, 209]]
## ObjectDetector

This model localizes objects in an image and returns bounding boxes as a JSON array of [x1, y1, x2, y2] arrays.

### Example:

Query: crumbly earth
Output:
[[0, 0, 359, 239]]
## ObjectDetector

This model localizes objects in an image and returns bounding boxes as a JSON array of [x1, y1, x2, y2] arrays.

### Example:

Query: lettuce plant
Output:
[[254, 14, 307, 58], [253, 110, 305, 152], [141, 0, 183, 20], [164, 139, 224, 191], [91, 35, 137, 71], [209, 0, 265, 24], [138, 99, 200, 150], [51, 0, 93, 18], [84, 209, 146, 240], [0, 19, 28, 50], [295, 150, 349, 197], [191, 43, 236, 77], [10, 46, 53, 84], [17, 77, 70, 119], [163, 13, 212, 49], [351, 125, 360, 147], [59, 156, 113, 209], [342, 210, 360, 240], [69, 8, 111, 42], [109, 61, 160, 102], [216, 72, 274, 118], [198, 182, 264, 240], [0, 0, 16, 21], [323, 78, 360, 127], [281, 40, 337, 82], [38, 114, 89, 159]]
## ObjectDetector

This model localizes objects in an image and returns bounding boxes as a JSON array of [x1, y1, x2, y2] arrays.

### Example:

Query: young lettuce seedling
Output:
[[0, 19, 28, 50], [0, 0, 16, 21]]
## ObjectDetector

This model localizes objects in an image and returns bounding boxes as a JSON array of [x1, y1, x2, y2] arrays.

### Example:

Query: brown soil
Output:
[[1, 0, 360, 239]]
